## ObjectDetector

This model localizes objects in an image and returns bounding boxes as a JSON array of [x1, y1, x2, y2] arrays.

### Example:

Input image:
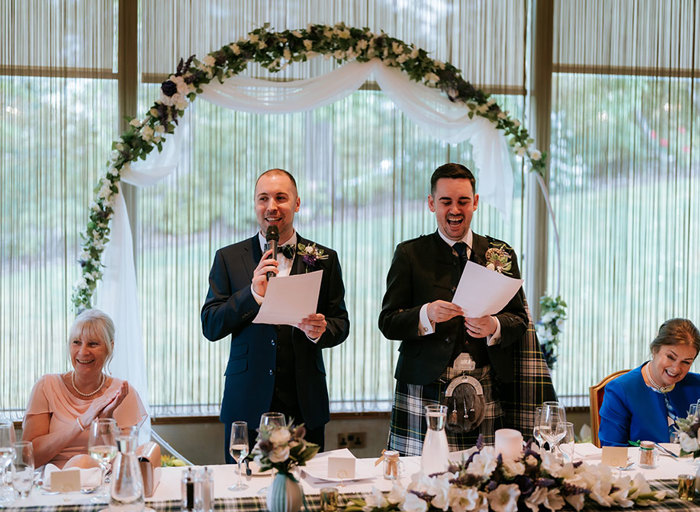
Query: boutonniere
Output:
[[297, 242, 328, 271], [485, 243, 512, 275]]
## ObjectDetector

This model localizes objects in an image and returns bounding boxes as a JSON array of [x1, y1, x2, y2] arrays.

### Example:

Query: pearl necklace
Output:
[[644, 363, 674, 393], [71, 371, 106, 398]]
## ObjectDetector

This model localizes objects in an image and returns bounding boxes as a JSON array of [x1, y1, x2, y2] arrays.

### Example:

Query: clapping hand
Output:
[[81, 381, 129, 426]]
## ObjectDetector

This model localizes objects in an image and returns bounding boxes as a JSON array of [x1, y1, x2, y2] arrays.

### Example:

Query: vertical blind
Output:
[[6, 0, 695, 414], [549, 0, 700, 401]]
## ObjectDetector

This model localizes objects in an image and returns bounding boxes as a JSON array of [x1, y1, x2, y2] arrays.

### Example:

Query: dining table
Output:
[[3, 444, 700, 512]]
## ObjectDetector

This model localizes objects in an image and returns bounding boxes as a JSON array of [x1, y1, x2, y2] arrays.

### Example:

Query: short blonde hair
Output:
[[68, 309, 115, 367]]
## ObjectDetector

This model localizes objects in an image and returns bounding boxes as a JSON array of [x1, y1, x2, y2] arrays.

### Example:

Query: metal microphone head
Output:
[[266, 225, 279, 242]]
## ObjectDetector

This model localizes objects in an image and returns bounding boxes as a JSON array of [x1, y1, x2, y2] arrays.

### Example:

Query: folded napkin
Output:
[[44, 463, 102, 491], [136, 441, 161, 497]]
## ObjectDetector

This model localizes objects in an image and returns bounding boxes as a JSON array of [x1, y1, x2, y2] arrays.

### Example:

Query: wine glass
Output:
[[540, 402, 567, 455], [229, 421, 249, 491], [0, 420, 17, 504], [560, 422, 576, 462], [260, 412, 286, 429], [532, 407, 545, 450], [88, 418, 118, 500], [11, 441, 34, 499]]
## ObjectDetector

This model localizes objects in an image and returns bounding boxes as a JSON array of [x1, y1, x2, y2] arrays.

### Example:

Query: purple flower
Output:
[[161, 80, 177, 97]]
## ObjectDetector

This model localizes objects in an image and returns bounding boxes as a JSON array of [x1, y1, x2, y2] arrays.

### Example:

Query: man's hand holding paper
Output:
[[252, 270, 323, 327], [453, 261, 524, 318]]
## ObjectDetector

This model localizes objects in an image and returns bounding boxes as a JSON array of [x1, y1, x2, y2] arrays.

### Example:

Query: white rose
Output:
[[425, 73, 440, 83], [269, 428, 291, 446], [679, 432, 699, 453], [303, 40, 313, 51], [258, 41, 267, 49], [283, 48, 291, 60], [387, 483, 407, 504], [487, 484, 520, 512], [230, 43, 241, 55], [448, 486, 480, 512], [429, 476, 451, 510], [466, 447, 498, 477], [516, 147, 527, 157], [129, 118, 141, 128], [363, 487, 386, 508], [356, 39, 368, 50], [141, 125, 154, 142], [268, 446, 290, 463], [155, 125, 165, 134], [249, 33, 259, 43], [530, 149, 542, 161], [292, 30, 302, 38], [397, 54, 409, 63], [402, 493, 428, 512], [392, 42, 404, 55]]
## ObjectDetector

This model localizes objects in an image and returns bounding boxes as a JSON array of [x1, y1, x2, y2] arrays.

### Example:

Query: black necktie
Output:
[[453, 242, 468, 271], [280, 244, 296, 259]]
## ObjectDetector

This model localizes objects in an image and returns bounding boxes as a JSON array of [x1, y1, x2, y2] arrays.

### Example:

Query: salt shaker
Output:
[[196, 467, 214, 512]]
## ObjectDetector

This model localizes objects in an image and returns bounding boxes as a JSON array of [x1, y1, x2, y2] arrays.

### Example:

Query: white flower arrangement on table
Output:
[[676, 410, 700, 457], [345, 441, 664, 512], [72, 22, 547, 310], [535, 295, 567, 371], [250, 421, 319, 476]]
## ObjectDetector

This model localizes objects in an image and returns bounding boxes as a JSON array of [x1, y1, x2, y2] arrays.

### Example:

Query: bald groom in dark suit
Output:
[[201, 169, 349, 460]]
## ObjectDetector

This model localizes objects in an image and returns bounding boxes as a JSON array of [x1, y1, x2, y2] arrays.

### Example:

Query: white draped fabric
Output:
[[96, 58, 516, 413]]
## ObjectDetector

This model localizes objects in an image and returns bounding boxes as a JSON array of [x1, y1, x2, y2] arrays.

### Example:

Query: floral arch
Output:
[[71, 23, 563, 400]]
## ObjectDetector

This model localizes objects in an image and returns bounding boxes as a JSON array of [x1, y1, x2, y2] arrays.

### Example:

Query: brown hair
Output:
[[649, 318, 700, 357]]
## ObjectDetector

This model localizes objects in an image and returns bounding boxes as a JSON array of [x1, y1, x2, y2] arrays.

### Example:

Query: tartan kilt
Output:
[[388, 365, 502, 456], [500, 298, 558, 438]]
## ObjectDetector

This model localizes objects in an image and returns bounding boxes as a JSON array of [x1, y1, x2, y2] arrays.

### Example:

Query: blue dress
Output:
[[599, 364, 700, 446]]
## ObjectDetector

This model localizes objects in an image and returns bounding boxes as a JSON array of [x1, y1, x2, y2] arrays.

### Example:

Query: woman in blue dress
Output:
[[599, 318, 700, 446]]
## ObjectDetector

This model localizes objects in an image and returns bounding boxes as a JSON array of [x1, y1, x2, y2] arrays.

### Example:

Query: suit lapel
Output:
[[245, 234, 263, 277], [470, 232, 488, 267], [290, 235, 307, 276]]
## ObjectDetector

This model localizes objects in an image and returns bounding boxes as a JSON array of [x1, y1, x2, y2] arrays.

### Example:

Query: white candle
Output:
[[494, 429, 523, 461]]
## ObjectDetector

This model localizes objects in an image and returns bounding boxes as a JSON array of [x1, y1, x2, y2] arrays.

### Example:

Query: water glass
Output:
[[11, 441, 34, 499], [229, 421, 249, 491], [532, 407, 544, 450], [260, 412, 286, 429], [560, 422, 575, 462], [0, 420, 16, 504], [540, 402, 567, 454], [88, 418, 118, 500]]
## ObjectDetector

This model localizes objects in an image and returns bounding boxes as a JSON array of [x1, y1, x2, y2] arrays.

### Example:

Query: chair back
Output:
[[589, 369, 630, 447]]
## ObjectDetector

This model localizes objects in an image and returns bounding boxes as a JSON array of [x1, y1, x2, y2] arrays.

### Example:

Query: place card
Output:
[[50, 468, 81, 492], [328, 455, 356, 479], [601, 446, 628, 467]]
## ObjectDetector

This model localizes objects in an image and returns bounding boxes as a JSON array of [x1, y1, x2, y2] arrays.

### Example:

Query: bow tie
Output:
[[280, 244, 296, 259]]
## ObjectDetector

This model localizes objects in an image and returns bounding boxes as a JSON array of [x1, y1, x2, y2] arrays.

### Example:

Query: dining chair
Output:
[[589, 369, 630, 447]]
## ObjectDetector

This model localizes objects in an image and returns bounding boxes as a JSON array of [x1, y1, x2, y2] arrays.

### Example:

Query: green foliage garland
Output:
[[72, 22, 547, 310]]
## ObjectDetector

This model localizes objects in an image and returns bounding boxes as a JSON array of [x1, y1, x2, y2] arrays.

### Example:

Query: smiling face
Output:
[[69, 322, 111, 377], [649, 343, 697, 388], [428, 177, 479, 241], [254, 171, 300, 244]]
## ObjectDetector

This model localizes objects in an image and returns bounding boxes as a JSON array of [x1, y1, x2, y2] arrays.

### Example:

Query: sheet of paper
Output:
[[252, 270, 323, 326], [452, 261, 523, 318]]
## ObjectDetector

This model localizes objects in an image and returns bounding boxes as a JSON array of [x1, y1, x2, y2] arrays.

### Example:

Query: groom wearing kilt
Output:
[[379, 163, 555, 455]]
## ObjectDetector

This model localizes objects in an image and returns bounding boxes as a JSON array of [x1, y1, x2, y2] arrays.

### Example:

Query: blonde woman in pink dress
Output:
[[22, 309, 147, 468]]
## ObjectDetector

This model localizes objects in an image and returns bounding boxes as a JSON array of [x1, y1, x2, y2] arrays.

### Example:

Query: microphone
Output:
[[265, 225, 279, 280]]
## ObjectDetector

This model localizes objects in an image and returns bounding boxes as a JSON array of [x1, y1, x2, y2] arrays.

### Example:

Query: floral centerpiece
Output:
[[251, 421, 319, 476], [676, 411, 700, 458], [535, 294, 567, 371], [345, 441, 664, 512]]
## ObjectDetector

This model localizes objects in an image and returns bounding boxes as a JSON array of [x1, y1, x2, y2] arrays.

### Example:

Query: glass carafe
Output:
[[421, 404, 449, 474], [110, 427, 144, 512]]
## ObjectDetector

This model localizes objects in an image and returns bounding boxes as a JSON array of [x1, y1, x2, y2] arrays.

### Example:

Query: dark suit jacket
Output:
[[378, 231, 527, 386], [201, 234, 349, 430]]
